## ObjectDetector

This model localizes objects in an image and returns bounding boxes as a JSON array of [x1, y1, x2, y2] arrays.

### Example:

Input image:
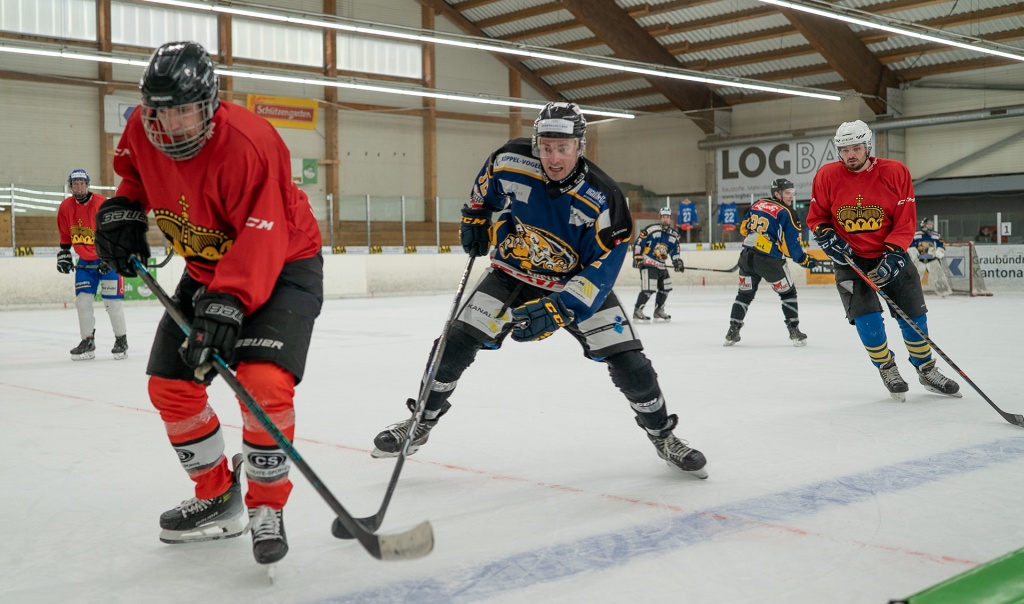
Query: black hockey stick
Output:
[[333, 254, 478, 539], [130, 257, 434, 560], [842, 253, 1024, 427], [684, 262, 739, 273]]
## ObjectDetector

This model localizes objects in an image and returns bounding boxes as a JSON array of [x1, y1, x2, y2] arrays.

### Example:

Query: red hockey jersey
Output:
[[114, 102, 322, 313], [57, 193, 108, 261], [807, 156, 917, 259]]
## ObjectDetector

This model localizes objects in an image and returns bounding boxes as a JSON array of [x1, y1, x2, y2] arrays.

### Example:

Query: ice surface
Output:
[[2, 286, 1022, 603]]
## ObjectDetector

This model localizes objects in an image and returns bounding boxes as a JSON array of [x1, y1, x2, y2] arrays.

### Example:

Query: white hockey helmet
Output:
[[659, 207, 672, 218], [833, 120, 872, 152]]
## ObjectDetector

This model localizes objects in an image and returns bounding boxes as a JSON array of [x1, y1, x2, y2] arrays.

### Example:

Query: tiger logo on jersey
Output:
[[497, 220, 578, 274], [70, 219, 96, 246], [154, 196, 233, 261], [652, 242, 669, 261]]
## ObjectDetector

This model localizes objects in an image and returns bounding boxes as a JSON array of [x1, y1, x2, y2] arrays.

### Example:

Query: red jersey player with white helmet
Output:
[[807, 120, 959, 402], [56, 168, 129, 360], [95, 41, 323, 566]]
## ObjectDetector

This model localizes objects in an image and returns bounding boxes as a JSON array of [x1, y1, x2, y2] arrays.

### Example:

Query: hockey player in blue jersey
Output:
[[370, 102, 707, 478], [909, 219, 952, 297], [632, 207, 685, 322], [724, 178, 817, 346]]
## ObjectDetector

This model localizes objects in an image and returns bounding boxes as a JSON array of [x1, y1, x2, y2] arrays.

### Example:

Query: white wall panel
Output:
[[729, 97, 871, 137], [0, 80, 101, 186], [111, 2, 216, 50], [338, 112, 423, 196], [0, 0, 93, 40], [436, 118, 511, 198], [596, 116, 707, 195]]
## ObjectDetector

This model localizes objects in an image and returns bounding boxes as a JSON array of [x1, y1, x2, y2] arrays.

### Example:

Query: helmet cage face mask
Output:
[[68, 169, 90, 201], [532, 102, 587, 159], [140, 41, 220, 161], [833, 120, 872, 155]]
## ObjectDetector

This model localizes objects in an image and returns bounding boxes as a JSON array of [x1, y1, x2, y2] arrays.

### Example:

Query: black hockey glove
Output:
[[57, 248, 73, 274], [96, 196, 150, 277], [813, 226, 853, 265], [867, 244, 907, 286], [460, 205, 491, 257], [180, 290, 244, 382], [97, 260, 112, 275], [673, 258, 685, 273], [633, 255, 644, 269], [510, 294, 575, 342], [798, 255, 818, 269]]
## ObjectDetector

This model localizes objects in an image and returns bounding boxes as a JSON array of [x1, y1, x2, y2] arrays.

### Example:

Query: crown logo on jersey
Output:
[[154, 196, 233, 261], [70, 219, 96, 246], [497, 219, 578, 274], [836, 195, 884, 233]]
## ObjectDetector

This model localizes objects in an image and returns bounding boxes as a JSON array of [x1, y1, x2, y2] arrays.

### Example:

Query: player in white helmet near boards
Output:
[[808, 120, 960, 401], [632, 206, 685, 322]]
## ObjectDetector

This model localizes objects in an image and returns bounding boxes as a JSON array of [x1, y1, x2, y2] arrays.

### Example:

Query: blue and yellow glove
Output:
[[798, 255, 817, 269], [812, 226, 853, 265], [510, 294, 575, 342], [868, 244, 907, 286]]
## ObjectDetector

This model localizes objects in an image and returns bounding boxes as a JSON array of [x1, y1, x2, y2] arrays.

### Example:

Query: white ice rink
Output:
[[3, 284, 1023, 603]]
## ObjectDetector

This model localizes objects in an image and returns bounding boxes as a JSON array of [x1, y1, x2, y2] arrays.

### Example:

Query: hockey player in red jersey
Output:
[[56, 169, 129, 360], [95, 41, 323, 565], [807, 120, 959, 401]]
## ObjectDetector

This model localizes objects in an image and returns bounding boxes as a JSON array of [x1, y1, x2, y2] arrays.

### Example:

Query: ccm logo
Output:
[[245, 216, 275, 230], [175, 449, 195, 462], [248, 453, 287, 469]]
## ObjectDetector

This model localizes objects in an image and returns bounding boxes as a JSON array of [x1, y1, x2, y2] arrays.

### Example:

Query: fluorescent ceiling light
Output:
[[0, 43, 633, 118], [758, 0, 1024, 62], [143, 0, 843, 101]]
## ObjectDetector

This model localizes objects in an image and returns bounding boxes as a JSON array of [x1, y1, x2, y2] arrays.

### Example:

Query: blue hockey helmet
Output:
[[68, 169, 90, 185]]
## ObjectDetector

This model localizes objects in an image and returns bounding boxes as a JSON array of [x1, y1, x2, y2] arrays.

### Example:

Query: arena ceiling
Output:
[[417, 0, 1024, 133]]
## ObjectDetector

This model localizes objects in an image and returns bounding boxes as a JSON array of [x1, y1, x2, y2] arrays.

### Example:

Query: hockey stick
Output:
[[333, 254, 478, 539], [841, 253, 1024, 427], [684, 262, 739, 273], [130, 257, 434, 560]]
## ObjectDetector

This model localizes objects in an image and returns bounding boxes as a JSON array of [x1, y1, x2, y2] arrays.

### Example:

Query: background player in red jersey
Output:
[[807, 120, 959, 402], [56, 169, 128, 360], [95, 41, 324, 566]]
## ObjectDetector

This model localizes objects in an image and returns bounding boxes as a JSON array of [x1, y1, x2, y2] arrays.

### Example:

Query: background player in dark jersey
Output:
[[910, 219, 952, 297], [724, 178, 816, 347], [808, 120, 959, 401], [371, 102, 707, 479], [95, 41, 324, 565], [632, 207, 685, 322], [56, 168, 128, 360]]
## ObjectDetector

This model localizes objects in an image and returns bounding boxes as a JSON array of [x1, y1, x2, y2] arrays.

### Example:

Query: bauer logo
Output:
[[175, 449, 195, 463], [248, 453, 287, 469]]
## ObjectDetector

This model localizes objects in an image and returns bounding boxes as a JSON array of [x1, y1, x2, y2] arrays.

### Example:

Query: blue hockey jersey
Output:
[[912, 229, 946, 261], [739, 197, 810, 263], [468, 138, 633, 322], [676, 200, 699, 230], [718, 202, 739, 227], [633, 224, 681, 270]]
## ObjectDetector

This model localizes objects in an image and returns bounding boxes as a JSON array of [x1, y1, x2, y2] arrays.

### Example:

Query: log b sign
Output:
[[717, 138, 837, 201]]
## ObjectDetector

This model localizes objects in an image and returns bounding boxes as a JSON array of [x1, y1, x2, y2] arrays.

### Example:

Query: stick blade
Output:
[[376, 521, 435, 561]]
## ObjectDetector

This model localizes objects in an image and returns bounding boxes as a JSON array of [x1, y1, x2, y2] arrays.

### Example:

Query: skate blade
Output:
[[922, 384, 963, 398], [664, 460, 709, 479], [112, 352, 128, 360], [723, 340, 737, 347], [889, 391, 908, 402], [159, 516, 248, 544], [71, 352, 96, 361], [266, 564, 276, 584], [370, 444, 420, 459], [791, 339, 807, 347]]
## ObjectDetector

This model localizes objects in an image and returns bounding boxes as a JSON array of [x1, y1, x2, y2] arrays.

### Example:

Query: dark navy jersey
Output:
[[739, 197, 809, 263], [468, 138, 633, 322], [633, 224, 681, 270]]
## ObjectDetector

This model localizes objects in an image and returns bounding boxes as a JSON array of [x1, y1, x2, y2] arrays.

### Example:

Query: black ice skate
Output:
[[723, 321, 742, 346], [786, 320, 807, 347], [916, 359, 962, 398], [159, 453, 246, 544], [70, 330, 96, 361], [653, 305, 672, 322], [878, 359, 909, 402], [248, 506, 288, 565], [111, 335, 128, 360], [640, 414, 708, 479], [633, 306, 651, 323], [371, 399, 451, 458]]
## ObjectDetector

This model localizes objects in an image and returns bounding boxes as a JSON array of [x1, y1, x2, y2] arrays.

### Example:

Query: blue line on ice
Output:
[[318, 435, 1024, 603]]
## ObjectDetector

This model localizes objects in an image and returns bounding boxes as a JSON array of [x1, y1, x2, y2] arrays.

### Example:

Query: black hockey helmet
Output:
[[770, 178, 794, 200], [532, 102, 587, 158], [140, 41, 220, 160]]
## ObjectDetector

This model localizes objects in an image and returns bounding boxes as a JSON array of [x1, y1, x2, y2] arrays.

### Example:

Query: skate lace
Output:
[[175, 496, 214, 517], [250, 507, 283, 543], [880, 363, 906, 386], [920, 365, 952, 388], [655, 434, 693, 460]]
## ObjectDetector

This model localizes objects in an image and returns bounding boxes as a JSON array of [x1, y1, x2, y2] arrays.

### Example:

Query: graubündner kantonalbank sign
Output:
[[716, 138, 837, 201]]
